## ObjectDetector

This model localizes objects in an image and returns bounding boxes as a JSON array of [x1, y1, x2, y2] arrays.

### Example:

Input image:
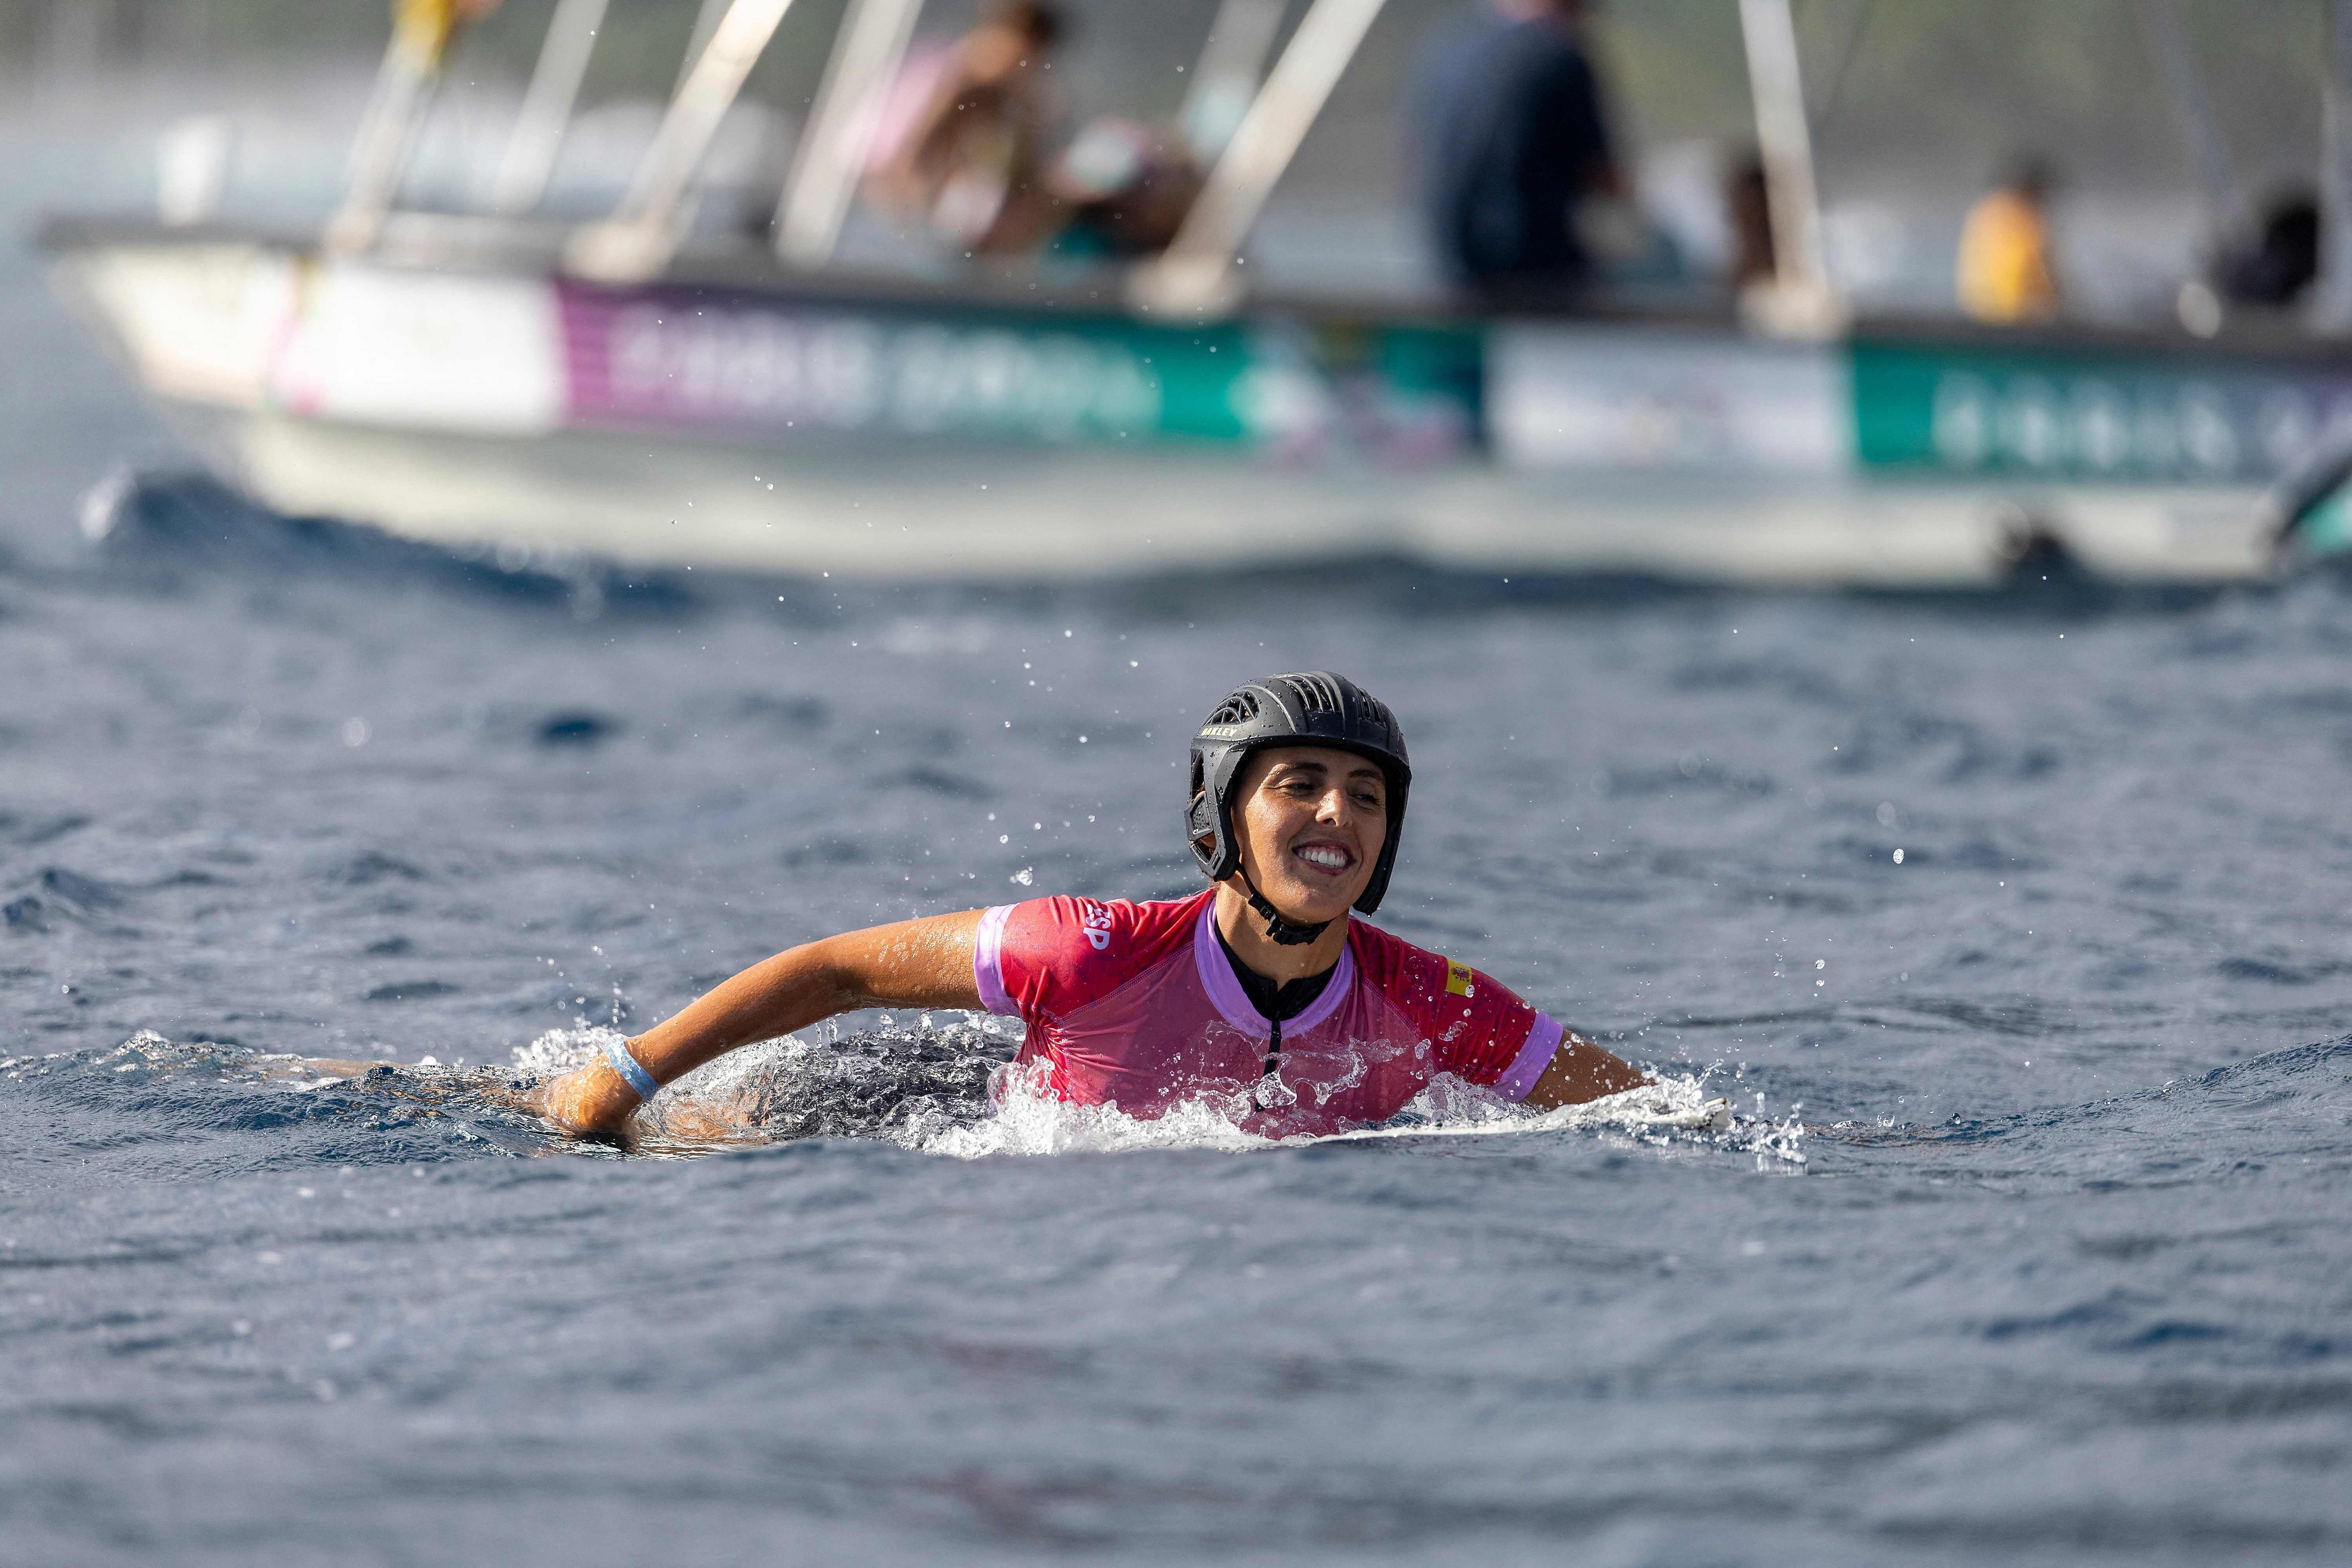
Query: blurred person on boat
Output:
[[1956, 157, 2061, 325], [526, 673, 1646, 1142], [1409, 0, 1626, 305], [379, 0, 507, 76], [1725, 148, 1775, 295], [2213, 189, 2320, 313], [862, 0, 1067, 257], [399, 0, 506, 50], [1042, 116, 1205, 260]]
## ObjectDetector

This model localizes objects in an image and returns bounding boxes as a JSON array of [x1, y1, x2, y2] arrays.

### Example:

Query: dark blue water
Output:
[[6, 150, 2352, 1567]]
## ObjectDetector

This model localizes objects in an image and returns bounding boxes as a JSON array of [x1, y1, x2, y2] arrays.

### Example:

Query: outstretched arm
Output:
[[1522, 1029, 1647, 1109], [530, 909, 986, 1136]]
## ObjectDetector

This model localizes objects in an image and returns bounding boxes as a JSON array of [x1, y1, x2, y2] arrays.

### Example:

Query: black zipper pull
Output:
[[1264, 1014, 1282, 1077]]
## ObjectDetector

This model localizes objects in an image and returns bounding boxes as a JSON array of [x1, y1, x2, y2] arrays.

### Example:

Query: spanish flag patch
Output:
[[1445, 960, 1475, 998]]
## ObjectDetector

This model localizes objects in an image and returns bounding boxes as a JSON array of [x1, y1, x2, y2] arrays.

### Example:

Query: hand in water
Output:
[[521, 1064, 771, 1151], [523, 1065, 639, 1137]]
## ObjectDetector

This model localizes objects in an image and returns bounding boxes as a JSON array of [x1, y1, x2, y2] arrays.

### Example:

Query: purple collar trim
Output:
[[1191, 897, 1354, 1038]]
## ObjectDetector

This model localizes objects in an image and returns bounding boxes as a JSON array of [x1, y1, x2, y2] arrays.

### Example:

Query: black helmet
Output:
[[1185, 673, 1412, 930]]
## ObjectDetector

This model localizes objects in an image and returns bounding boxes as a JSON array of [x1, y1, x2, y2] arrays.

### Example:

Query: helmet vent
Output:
[[1286, 674, 1343, 715], [1204, 692, 1259, 727]]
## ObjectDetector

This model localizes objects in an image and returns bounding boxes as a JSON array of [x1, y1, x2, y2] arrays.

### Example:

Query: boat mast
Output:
[[490, 0, 609, 216], [774, 0, 928, 269], [565, 0, 802, 282], [1179, 0, 1290, 163], [327, 0, 486, 254], [2321, 0, 2352, 332], [1129, 0, 1387, 318], [1734, 0, 1842, 335]]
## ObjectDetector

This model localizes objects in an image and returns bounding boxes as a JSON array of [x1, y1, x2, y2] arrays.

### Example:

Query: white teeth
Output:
[[1295, 845, 1350, 871]]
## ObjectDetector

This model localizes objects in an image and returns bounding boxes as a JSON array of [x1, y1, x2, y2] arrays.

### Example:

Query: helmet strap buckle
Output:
[[1237, 867, 1329, 947]]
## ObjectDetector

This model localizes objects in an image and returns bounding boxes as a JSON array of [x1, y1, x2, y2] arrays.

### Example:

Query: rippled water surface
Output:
[[5, 164, 2351, 1568]]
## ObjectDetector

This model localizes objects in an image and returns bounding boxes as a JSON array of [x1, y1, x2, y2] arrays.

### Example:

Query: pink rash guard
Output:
[[973, 889, 1566, 1137]]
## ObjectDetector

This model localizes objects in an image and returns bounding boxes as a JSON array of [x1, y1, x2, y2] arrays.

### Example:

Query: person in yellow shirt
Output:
[[1956, 158, 2060, 324], [394, 0, 502, 67]]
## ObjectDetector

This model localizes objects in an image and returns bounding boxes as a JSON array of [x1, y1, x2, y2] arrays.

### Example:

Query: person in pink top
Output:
[[532, 672, 1644, 1140]]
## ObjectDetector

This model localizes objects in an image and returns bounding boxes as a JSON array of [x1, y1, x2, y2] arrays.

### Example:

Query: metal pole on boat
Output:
[[774, 0, 927, 269], [2139, 0, 2239, 240], [327, 0, 488, 255], [676, 0, 737, 94], [1129, 0, 1387, 318], [1734, 0, 1843, 336], [1802, 0, 1873, 142], [564, 0, 800, 283], [489, 0, 609, 216], [1179, 0, 1291, 163], [2320, 0, 2352, 332]]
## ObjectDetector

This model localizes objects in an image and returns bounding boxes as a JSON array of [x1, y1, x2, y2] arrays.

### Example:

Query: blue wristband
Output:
[[601, 1038, 661, 1103]]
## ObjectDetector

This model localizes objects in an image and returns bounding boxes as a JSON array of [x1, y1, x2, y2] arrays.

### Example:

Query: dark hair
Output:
[[2216, 188, 2320, 308], [989, 0, 1063, 48], [2003, 154, 2056, 202]]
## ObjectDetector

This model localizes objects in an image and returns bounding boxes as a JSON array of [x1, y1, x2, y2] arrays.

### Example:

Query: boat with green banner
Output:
[[37, 0, 2352, 587]]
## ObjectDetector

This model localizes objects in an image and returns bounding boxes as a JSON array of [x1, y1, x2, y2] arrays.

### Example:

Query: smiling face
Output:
[[1223, 745, 1389, 927]]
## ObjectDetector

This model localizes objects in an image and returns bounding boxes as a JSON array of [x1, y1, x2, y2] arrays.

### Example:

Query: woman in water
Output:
[[531, 672, 1644, 1138]]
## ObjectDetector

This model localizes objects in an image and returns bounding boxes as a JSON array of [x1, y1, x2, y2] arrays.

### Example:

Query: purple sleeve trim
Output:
[[973, 904, 1016, 1016], [1494, 1012, 1566, 1102]]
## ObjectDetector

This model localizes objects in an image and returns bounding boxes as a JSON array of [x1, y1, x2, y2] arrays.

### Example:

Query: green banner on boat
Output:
[[1851, 339, 2352, 483]]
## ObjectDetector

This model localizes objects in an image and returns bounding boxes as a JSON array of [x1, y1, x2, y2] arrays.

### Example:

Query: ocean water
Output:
[[6, 161, 2352, 1568]]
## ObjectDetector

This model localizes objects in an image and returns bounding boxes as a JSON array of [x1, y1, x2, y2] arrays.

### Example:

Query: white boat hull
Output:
[[49, 232, 2294, 588]]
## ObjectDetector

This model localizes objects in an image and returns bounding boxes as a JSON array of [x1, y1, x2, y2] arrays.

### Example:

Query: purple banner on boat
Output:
[[554, 280, 1246, 445]]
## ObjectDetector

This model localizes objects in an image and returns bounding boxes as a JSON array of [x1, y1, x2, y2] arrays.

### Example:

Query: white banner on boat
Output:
[[1489, 326, 1850, 476], [270, 267, 567, 435]]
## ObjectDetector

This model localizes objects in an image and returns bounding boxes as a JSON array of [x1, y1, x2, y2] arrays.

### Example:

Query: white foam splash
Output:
[[921, 1060, 1802, 1164], [506, 1025, 1806, 1167], [921, 1059, 1274, 1158], [508, 1025, 626, 1077]]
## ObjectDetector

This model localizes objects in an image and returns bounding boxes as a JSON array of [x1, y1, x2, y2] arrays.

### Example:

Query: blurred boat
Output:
[[36, 0, 2352, 588]]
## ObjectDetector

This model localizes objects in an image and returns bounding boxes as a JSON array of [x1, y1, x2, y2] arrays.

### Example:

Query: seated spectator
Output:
[[1410, 0, 1623, 304], [2214, 190, 2319, 310], [1956, 157, 2060, 324], [862, 1, 1065, 256], [1725, 149, 1775, 292], [1044, 117, 1205, 260]]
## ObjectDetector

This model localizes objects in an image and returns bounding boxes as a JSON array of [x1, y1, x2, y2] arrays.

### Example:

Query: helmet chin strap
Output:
[[1236, 866, 1330, 947]]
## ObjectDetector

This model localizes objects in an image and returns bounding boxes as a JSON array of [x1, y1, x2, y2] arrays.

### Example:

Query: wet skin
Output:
[[1206, 746, 1643, 1107], [1209, 746, 1384, 985], [527, 745, 1642, 1136]]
